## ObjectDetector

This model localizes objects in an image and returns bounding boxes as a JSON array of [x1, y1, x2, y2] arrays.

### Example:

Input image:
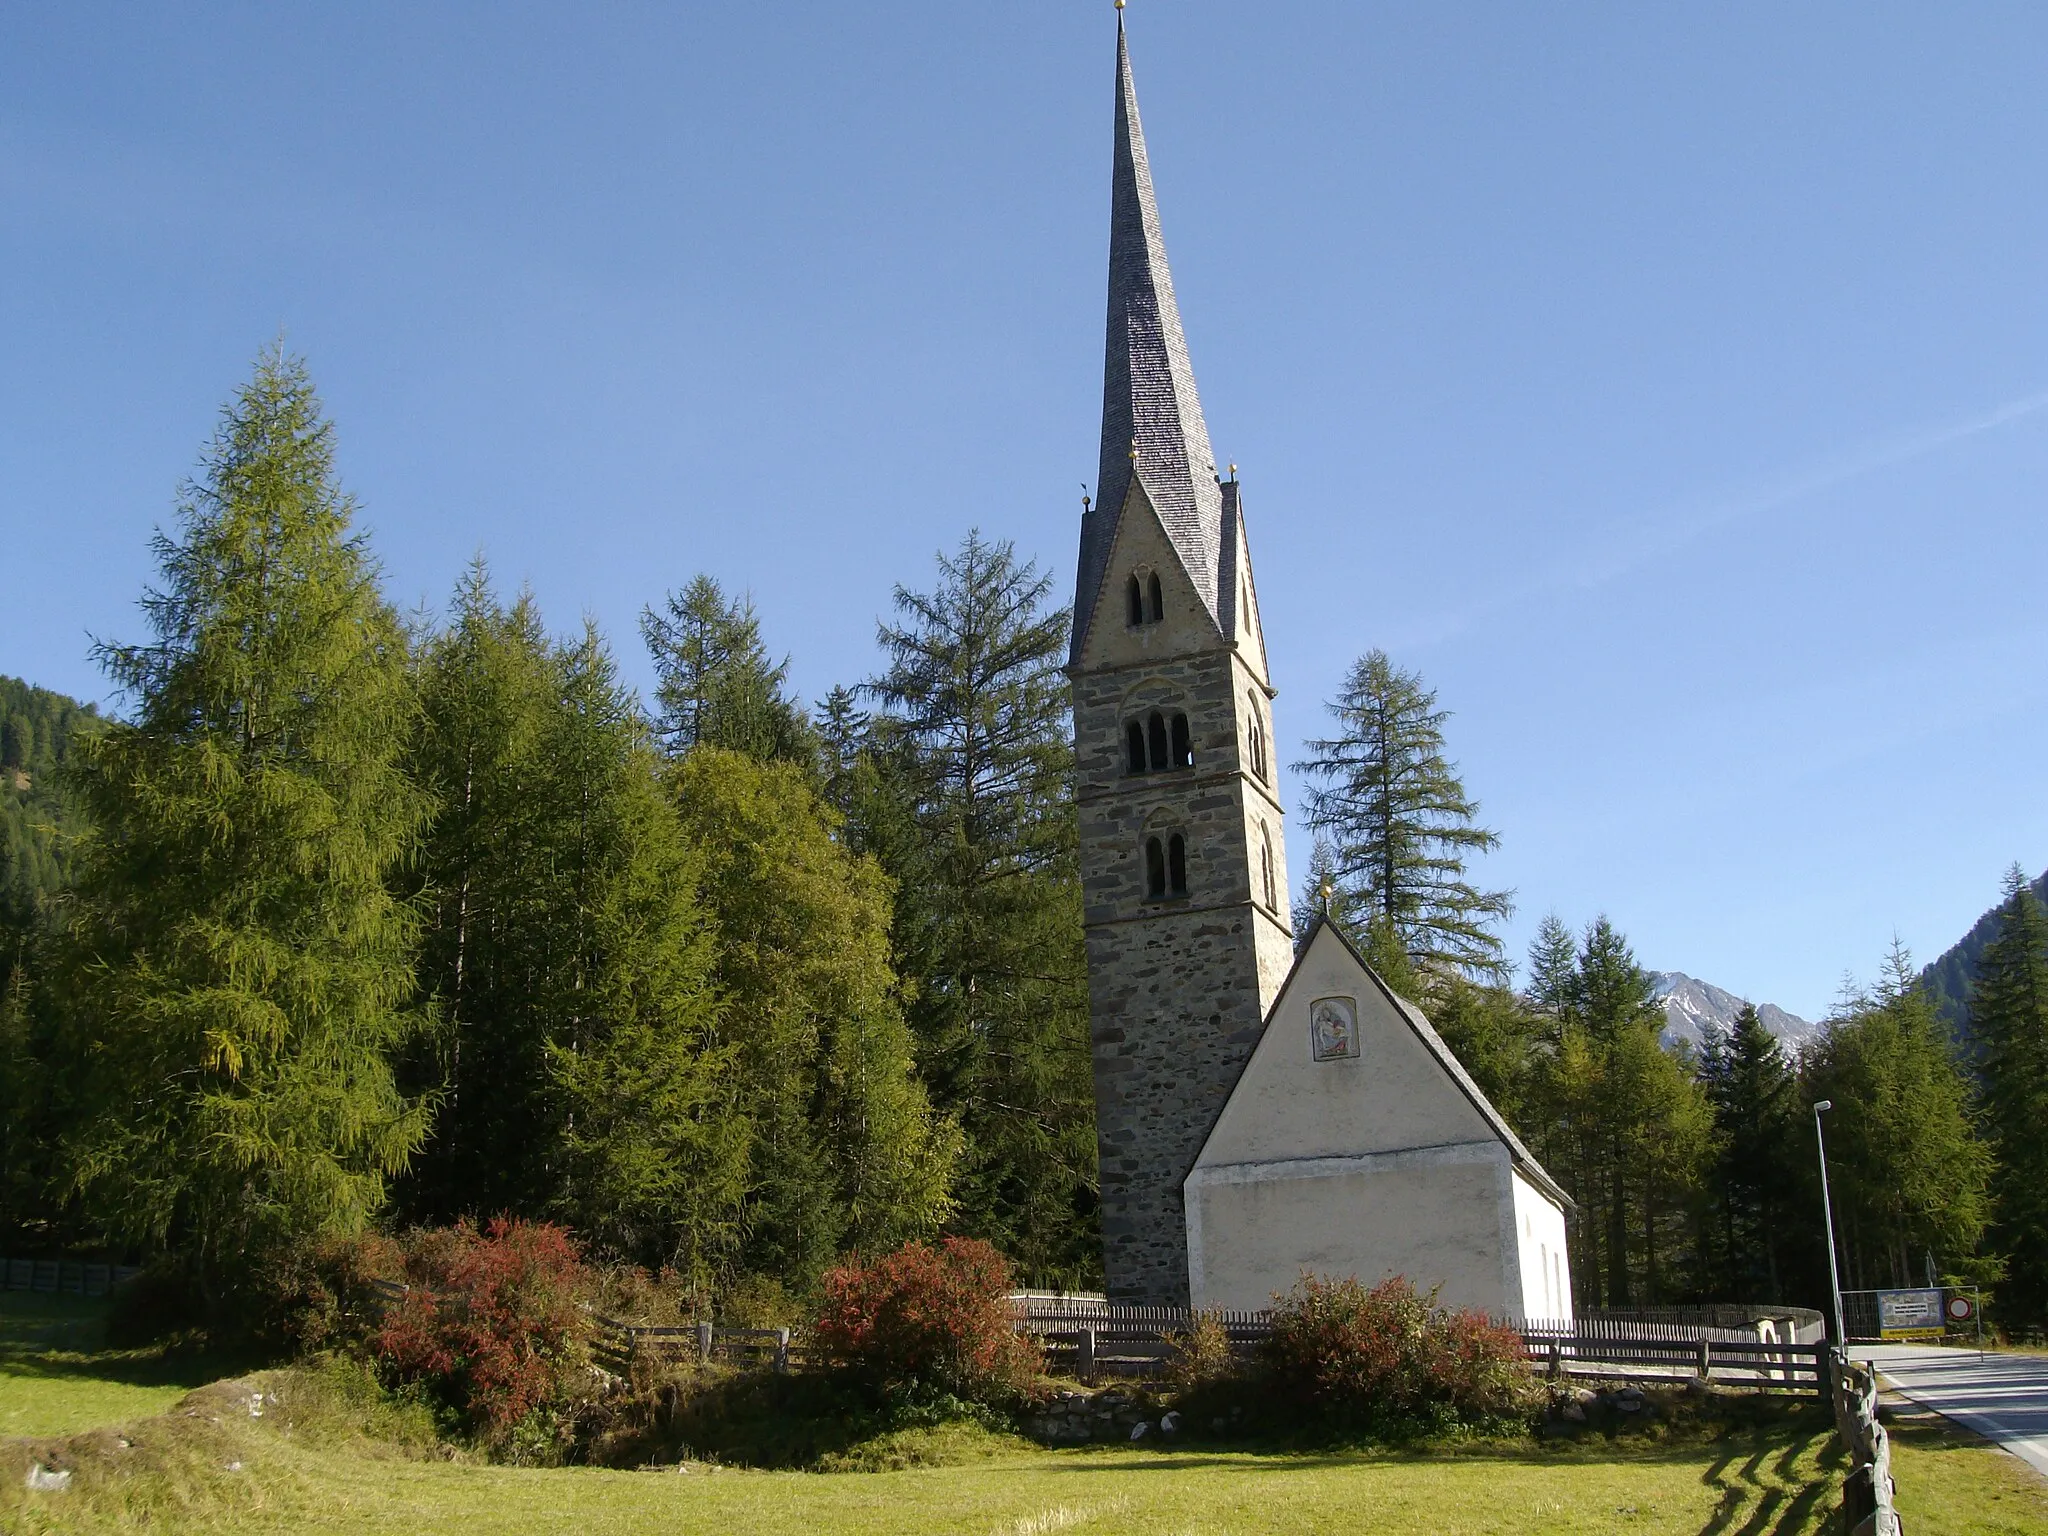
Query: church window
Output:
[[1125, 721, 1146, 775], [1147, 711, 1169, 771], [1260, 824, 1276, 910], [1247, 695, 1267, 781], [1145, 836, 1167, 898], [1170, 712, 1191, 769], [1126, 574, 1144, 627], [1147, 572, 1164, 623], [1167, 832, 1188, 896]]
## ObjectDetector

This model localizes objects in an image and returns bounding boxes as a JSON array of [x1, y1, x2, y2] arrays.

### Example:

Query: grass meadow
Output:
[[3, 1292, 2044, 1535]]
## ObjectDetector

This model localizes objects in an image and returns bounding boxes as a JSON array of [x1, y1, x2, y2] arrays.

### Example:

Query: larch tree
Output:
[[863, 531, 1098, 1285], [53, 350, 431, 1305], [642, 575, 814, 768], [667, 746, 959, 1291], [1294, 650, 1512, 979], [1969, 867, 2048, 1326], [1802, 943, 1990, 1291]]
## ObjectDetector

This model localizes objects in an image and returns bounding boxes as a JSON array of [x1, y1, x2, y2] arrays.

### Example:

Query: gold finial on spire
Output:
[[1129, 435, 1138, 461], [1228, 462, 1238, 481], [1115, 0, 1125, 9], [1320, 878, 1334, 916]]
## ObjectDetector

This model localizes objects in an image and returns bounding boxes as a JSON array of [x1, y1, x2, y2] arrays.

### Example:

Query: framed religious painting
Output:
[[1309, 995, 1359, 1062]]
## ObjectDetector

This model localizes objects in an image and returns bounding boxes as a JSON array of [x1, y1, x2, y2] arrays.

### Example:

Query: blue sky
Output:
[[6, 3, 2047, 1019]]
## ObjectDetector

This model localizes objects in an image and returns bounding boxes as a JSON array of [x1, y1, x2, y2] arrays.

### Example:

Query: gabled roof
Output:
[[1243, 914, 1576, 1212], [1072, 19, 1228, 665]]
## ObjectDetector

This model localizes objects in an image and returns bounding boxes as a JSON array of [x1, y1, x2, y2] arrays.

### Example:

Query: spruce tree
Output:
[[54, 350, 430, 1303], [1970, 866, 2048, 1327], [1294, 650, 1511, 978], [864, 531, 1097, 1284], [403, 580, 746, 1283], [642, 575, 814, 767], [1698, 1004, 1799, 1301]]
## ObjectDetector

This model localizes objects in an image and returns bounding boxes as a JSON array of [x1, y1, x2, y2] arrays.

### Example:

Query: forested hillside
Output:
[[0, 674, 98, 927], [1920, 866, 2048, 1050]]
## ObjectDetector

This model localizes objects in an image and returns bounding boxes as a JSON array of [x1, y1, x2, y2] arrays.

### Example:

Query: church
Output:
[[1070, 17, 1575, 1321]]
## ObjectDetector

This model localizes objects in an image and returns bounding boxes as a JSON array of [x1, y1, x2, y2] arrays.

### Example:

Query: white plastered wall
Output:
[[1186, 922, 1538, 1315], [1510, 1169, 1574, 1323]]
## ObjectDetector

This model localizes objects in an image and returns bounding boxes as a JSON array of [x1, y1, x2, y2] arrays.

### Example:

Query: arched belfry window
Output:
[[1147, 711, 1169, 772], [1167, 833, 1188, 896], [1170, 713, 1191, 769], [1260, 824, 1276, 910], [1126, 575, 1144, 627], [1125, 721, 1146, 775], [1247, 694, 1268, 782], [1145, 837, 1167, 899], [1147, 572, 1164, 623]]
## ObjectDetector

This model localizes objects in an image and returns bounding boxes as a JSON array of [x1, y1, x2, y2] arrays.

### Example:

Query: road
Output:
[[1854, 1343, 2048, 1479]]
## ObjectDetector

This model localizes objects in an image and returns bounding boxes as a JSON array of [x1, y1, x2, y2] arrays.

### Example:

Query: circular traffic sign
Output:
[[1946, 1295, 1975, 1322]]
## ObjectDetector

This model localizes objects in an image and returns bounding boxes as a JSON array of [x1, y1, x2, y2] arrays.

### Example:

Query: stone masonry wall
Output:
[[1075, 644, 1292, 1302]]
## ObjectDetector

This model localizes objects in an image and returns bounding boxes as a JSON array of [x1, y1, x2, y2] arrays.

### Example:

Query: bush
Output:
[[371, 1218, 595, 1450], [264, 1229, 404, 1352], [1163, 1309, 1239, 1392], [106, 1264, 205, 1348], [1263, 1274, 1532, 1434], [811, 1237, 1039, 1405]]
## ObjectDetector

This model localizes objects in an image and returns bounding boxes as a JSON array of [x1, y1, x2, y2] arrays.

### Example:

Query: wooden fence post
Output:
[[697, 1321, 713, 1365], [775, 1327, 791, 1374], [1698, 1339, 1712, 1379], [1079, 1327, 1096, 1387], [1548, 1340, 1562, 1380]]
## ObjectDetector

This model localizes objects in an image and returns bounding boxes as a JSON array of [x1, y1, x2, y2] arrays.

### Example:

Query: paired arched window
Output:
[[1246, 694, 1268, 782], [1145, 833, 1189, 899], [1124, 710, 1193, 774], [1126, 570, 1165, 627]]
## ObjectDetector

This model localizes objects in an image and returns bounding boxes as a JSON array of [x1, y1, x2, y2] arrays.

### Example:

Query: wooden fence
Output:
[[0, 1257, 140, 1298]]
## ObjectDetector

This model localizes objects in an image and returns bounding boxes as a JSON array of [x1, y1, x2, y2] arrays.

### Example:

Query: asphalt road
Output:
[[1854, 1343, 2048, 1479]]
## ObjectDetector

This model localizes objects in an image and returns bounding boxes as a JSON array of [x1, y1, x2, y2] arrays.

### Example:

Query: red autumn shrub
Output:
[[372, 1218, 594, 1438], [812, 1237, 1039, 1403], [1264, 1274, 1531, 1430]]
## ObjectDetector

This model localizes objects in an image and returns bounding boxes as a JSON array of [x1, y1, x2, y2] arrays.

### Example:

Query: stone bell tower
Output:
[[1072, 17, 1294, 1303]]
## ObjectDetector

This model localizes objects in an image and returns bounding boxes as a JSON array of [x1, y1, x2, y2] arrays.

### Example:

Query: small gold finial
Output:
[[1128, 435, 1138, 461], [1228, 462, 1238, 481], [1115, 0, 1125, 9], [1319, 878, 1334, 915]]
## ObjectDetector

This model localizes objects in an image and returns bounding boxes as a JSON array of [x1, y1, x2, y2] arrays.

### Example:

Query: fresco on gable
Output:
[[1309, 995, 1359, 1062]]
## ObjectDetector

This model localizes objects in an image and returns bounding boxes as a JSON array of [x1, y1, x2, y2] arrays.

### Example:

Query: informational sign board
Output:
[[1877, 1288, 1945, 1339]]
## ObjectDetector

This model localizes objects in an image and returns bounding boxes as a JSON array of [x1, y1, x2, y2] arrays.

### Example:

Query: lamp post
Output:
[[1814, 1099, 1847, 1348]]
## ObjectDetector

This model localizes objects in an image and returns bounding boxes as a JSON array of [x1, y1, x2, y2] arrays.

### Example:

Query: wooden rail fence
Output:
[[0, 1257, 140, 1298]]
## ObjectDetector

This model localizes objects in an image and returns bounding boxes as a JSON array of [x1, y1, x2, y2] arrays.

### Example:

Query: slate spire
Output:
[[1073, 17, 1228, 664]]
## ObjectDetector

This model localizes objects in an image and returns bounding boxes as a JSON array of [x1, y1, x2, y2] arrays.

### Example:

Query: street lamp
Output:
[[1814, 1099, 1847, 1348]]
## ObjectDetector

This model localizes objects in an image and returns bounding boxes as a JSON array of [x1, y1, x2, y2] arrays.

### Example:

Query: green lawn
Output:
[[2, 1307, 2043, 1536], [0, 1290, 244, 1438]]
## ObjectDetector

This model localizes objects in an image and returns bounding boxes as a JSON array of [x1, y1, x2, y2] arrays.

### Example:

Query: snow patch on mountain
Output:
[[1650, 972, 1816, 1053]]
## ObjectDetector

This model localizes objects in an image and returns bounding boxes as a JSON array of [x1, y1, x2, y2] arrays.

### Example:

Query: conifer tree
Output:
[[1294, 650, 1511, 978], [864, 531, 1097, 1284], [1970, 866, 2048, 1326], [1524, 917, 1711, 1305], [668, 747, 958, 1288], [403, 580, 746, 1283], [642, 575, 814, 767], [1698, 1004, 1800, 1301], [1802, 942, 1990, 1290], [53, 350, 430, 1302]]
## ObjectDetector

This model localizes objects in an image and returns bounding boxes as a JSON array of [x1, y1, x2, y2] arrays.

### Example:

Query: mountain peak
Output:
[[1649, 971, 1816, 1053]]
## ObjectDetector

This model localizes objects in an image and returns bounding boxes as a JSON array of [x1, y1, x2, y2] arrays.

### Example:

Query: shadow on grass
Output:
[[0, 1291, 263, 1397]]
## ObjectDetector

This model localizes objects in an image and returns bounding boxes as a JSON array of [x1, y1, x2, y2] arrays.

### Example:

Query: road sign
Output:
[[1945, 1294, 1976, 1323], [1878, 1288, 1945, 1340]]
